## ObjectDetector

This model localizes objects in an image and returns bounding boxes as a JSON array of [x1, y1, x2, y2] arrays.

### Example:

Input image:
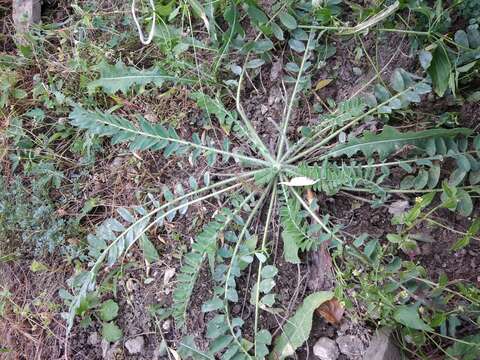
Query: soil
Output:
[[0, 260, 68, 360]]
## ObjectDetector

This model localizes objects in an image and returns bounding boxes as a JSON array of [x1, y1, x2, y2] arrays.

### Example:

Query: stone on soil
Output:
[[125, 336, 145, 355], [313, 337, 339, 360], [336, 335, 364, 358], [363, 328, 401, 360]]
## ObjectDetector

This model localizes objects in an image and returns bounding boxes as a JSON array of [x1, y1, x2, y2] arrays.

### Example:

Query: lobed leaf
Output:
[[328, 126, 472, 160], [88, 60, 195, 95]]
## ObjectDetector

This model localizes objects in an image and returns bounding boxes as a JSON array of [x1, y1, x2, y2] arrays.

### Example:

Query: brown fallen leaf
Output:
[[316, 297, 344, 324]]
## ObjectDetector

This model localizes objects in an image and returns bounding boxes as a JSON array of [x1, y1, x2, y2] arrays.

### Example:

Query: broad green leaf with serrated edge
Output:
[[102, 322, 123, 342], [88, 61, 194, 95], [99, 300, 119, 322], [270, 291, 333, 359]]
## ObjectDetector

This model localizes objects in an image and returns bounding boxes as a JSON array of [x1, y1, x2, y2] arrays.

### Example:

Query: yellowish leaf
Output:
[[315, 79, 333, 91]]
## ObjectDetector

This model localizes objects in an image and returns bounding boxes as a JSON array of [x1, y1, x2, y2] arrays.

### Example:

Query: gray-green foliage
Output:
[[61, 1, 480, 358], [67, 62, 478, 360], [88, 61, 197, 95], [0, 175, 73, 256]]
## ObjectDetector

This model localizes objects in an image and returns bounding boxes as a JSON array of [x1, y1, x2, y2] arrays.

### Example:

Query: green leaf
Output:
[[449, 169, 466, 186], [288, 39, 305, 53], [270, 291, 333, 359], [400, 175, 415, 189], [393, 305, 433, 331], [88, 61, 194, 95], [254, 39, 274, 53], [246, 58, 265, 69], [457, 190, 473, 217], [454, 30, 469, 48], [446, 333, 480, 360], [202, 297, 223, 312], [271, 22, 284, 40], [282, 230, 301, 263], [186, 0, 211, 35], [99, 300, 119, 322], [428, 44, 451, 97], [247, 3, 268, 24], [387, 234, 403, 244], [259, 278, 275, 293], [173, 220, 222, 328], [279, 12, 297, 30], [102, 322, 123, 342], [329, 126, 471, 160], [261, 265, 278, 279], [30, 260, 48, 272], [419, 50, 432, 70], [470, 171, 480, 185], [452, 219, 480, 251], [390, 69, 405, 92], [473, 135, 480, 151], [427, 165, 441, 189], [456, 155, 472, 172], [256, 329, 272, 358], [414, 169, 429, 189], [178, 335, 212, 360], [190, 92, 237, 134], [256, 329, 272, 344], [140, 236, 160, 263]]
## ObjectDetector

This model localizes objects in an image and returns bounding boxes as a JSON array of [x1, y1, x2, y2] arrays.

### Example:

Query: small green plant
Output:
[[0, 175, 78, 256], [60, 269, 125, 343]]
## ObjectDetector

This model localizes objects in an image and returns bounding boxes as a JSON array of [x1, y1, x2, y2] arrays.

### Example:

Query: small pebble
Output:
[[125, 336, 145, 355], [336, 335, 364, 357], [313, 337, 339, 360]]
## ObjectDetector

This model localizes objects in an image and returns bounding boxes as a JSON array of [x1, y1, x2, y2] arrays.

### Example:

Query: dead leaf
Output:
[[315, 79, 333, 91], [169, 348, 182, 360], [163, 268, 176, 286], [316, 298, 344, 324], [306, 189, 315, 205], [388, 200, 409, 215], [279, 176, 318, 187]]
